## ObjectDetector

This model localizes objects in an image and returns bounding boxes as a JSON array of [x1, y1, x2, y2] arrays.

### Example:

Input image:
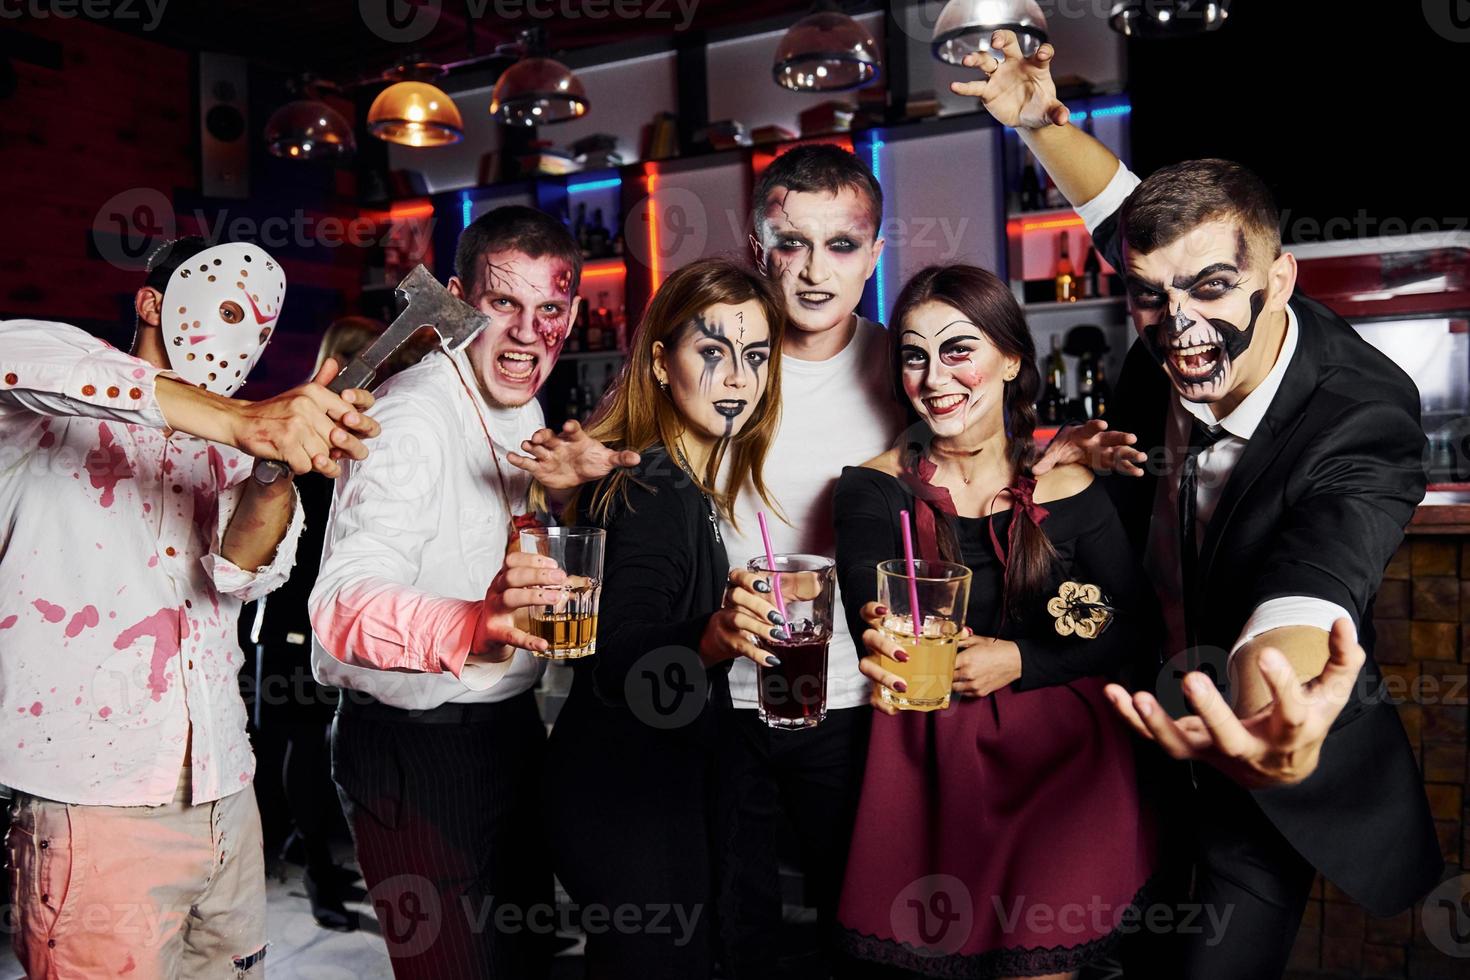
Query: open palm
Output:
[[951, 29, 1070, 131]]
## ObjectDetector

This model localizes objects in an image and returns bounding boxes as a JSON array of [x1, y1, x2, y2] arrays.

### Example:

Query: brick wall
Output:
[[1288, 536, 1469, 978]]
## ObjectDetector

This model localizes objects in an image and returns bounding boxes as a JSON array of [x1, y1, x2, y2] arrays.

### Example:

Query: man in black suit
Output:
[[964, 31, 1444, 979]]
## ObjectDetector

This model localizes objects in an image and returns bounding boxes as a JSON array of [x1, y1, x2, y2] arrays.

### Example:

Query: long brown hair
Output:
[[889, 264, 1056, 615], [567, 258, 787, 527]]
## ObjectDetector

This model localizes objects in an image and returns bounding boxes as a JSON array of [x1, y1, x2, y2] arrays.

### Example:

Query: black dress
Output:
[[546, 447, 732, 980], [832, 466, 1157, 978]]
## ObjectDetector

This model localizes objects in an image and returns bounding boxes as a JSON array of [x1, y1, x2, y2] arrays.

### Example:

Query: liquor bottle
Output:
[[1054, 233, 1077, 304], [1040, 336, 1067, 425], [574, 203, 590, 259], [1083, 243, 1102, 299], [1092, 358, 1110, 420], [595, 292, 612, 350], [1019, 149, 1042, 212], [586, 295, 605, 351], [613, 303, 627, 351], [1077, 352, 1098, 419], [564, 382, 584, 424], [587, 208, 611, 258]]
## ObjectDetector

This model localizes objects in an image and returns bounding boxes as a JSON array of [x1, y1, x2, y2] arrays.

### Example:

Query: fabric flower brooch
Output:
[[1046, 581, 1116, 639]]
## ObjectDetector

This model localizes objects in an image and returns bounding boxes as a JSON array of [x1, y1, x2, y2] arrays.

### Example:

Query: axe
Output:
[[252, 264, 491, 484]]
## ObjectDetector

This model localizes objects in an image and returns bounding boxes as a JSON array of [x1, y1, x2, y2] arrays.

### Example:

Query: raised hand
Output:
[[951, 30, 1069, 131], [1103, 618, 1367, 788], [507, 419, 642, 490], [1033, 419, 1148, 477]]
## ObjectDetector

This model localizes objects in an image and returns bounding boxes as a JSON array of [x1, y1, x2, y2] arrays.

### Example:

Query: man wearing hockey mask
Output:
[[0, 236, 380, 978]]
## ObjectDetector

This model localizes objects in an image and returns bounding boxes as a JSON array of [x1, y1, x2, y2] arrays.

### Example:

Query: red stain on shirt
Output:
[[0, 615, 16, 630], [119, 953, 135, 974], [99, 706, 112, 719], [114, 608, 182, 702], [85, 424, 133, 508], [65, 605, 100, 638], [37, 421, 55, 450], [28, 702, 42, 716], [31, 599, 66, 623], [148, 555, 159, 568]]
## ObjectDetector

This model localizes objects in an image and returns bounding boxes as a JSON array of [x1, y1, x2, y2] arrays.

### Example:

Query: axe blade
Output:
[[331, 265, 491, 394]]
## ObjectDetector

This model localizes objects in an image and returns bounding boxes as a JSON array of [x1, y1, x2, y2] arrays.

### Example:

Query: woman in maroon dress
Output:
[[832, 265, 1157, 979]]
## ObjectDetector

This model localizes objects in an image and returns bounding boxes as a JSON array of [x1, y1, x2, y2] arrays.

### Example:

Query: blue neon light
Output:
[[461, 192, 473, 230], [567, 178, 622, 194], [1074, 103, 1132, 122], [869, 138, 887, 322]]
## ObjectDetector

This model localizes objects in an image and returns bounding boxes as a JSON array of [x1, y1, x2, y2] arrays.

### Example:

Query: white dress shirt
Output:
[[1078, 166, 1352, 661], [310, 347, 546, 710], [721, 317, 908, 710], [0, 319, 304, 806]]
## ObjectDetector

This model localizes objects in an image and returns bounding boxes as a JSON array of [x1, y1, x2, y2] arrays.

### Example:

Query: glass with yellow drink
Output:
[[518, 526, 606, 659], [875, 559, 972, 711]]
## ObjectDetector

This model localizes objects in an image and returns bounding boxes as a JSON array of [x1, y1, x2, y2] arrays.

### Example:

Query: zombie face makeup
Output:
[[1126, 219, 1273, 405], [898, 301, 1017, 440], [754, 186, 883, 339], [656, 300, 772, 443], [160, 242, 286, 396], [455, 249, 580, 407]]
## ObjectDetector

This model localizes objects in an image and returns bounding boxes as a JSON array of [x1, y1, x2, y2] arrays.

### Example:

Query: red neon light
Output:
[[582, 261, 625, 280], [645, 170, 661, 286]]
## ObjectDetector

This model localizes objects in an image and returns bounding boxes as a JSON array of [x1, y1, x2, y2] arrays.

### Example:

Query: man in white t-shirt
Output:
[[714, 144, 906, 980]]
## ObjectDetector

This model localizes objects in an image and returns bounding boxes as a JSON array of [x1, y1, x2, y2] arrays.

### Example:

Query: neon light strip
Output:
[[582, 264, 625, 279], [1072, 103, 1132, 123], [645, 171, 661, 286], [568, 178, 622, 194], [869, 138, 886, 321], [1009, 216, 1086, 234], [460, 192, 472, 230]]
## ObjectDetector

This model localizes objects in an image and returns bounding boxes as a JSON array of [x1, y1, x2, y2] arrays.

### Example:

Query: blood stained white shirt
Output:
[[0, 320, 303, 806]]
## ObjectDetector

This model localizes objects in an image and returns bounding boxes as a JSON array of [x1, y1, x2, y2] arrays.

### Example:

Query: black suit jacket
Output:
[[1095, 213, 1443, 916]]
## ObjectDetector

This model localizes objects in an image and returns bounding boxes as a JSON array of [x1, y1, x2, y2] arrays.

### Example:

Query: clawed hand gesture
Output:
[[507, 419, 641, 490], [1104, 619, 1367, 788], [951, 30, 1069, 131]]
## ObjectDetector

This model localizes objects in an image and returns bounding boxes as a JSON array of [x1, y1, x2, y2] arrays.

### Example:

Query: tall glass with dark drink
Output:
[[746, 554, 836, 730]]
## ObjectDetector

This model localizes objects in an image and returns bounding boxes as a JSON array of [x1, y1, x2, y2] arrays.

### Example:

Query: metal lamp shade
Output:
[[367, 80, 464, 147], [772, 11, 881, 92], [264, 99, 356, 160], [1109, 1, 1230, 38], [931, 0, 1048, 66], [489, 57, 589, 126]]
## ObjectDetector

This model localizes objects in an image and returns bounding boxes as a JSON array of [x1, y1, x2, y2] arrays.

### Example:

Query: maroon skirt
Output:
[[836, 677, 1156, 978]]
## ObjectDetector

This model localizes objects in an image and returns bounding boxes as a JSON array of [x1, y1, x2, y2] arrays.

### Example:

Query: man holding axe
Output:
[[310, 205, 633, 979], [1, 236, 380, 978]]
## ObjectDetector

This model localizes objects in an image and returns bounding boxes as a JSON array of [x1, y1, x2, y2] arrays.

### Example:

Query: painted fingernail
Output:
[[766, 656, 782, 668], [894, 681, 908, 693], [770, 628, 790, 641], [754, 579, 772, 594], [874, 605, 887, 616], [767, 610, 785, 625], [894, 651, 909, 663]]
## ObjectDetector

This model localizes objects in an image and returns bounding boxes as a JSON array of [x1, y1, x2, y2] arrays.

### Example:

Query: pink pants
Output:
[[6, 771, 267, 979]]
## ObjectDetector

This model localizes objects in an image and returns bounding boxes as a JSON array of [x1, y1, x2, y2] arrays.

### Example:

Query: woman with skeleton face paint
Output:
[[830, 265, 1158, 979], [547, 258, 791, 980]]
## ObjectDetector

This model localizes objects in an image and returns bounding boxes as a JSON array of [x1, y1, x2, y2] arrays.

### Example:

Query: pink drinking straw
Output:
[[756, 512, 789, 623], [898, 509, 923, 638]]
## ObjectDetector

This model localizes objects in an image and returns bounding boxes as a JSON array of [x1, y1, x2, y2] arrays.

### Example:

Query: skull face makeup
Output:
[[1126, 220, 1273, 404], [160, 242, 287, 396]]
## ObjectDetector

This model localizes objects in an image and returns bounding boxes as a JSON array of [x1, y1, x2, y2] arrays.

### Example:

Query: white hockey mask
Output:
[[160, 242, 287, 395]]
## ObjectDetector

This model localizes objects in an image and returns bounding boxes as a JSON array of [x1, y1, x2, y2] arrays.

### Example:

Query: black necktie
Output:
[[1179, 418, 1226, 644]]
